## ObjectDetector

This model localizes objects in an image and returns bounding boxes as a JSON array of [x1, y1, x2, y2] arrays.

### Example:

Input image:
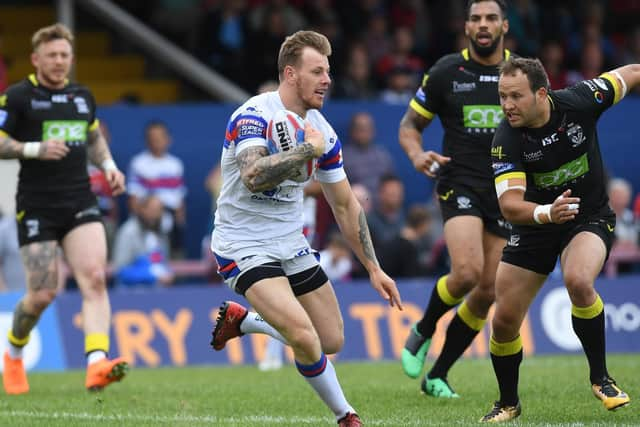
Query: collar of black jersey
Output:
[[27, 73, 70, 88], [461, 48, 511, 62]]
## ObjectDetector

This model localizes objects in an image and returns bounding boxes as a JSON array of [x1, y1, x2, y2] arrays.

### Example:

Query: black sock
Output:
[[428, 313, 480, 379], [416, 278, 457, 337], [490, 349, 522, 407], [572, 311, 608, 383]]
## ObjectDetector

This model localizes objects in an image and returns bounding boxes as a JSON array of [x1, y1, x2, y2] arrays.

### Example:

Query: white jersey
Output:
[[212, 91, 346, 244]]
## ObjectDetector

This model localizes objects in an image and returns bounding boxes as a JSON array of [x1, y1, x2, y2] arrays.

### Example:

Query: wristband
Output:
[[23, 142, 41, 158], [533, 204, 552, 224], [101, 158, 118, 172]]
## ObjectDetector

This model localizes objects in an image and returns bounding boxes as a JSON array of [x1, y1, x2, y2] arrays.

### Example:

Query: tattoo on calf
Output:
[[11, 301, 39, 341]]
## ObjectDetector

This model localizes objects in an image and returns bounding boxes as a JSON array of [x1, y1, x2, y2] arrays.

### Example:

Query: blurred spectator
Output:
[[319, 232, 353, 282], [566, 1, 615, 69], [248, 0, 306, 35], [198, 0, 249, 88], [128, 120, 187, 259], [0, 27, 8, 93], [0, 211, 26, 292], [246, 6, 289, 90], [379, 66, 416, 105], [341, 112, 395, 199], [367, 173, 405, 249], [567, 41, 605, 86], [380, 204, 434, 278], [619, 26, 640, 96], [351, 183, 372, 214], [361, 12, 392, 66], [540, 39, 569, 90], [608, 178, 639, 245], [336, 0, 386, 40], [331, 42, 376, 100], [88, 121, 119, 254], [506, 0, 540, 57], [113, 195, 174, 287], [375, 27, 424, 87], [149, 0, 201, 51]]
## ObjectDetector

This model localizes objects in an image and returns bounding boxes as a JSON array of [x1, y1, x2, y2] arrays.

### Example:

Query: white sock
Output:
[[8, 343, 23, 359], [87, 350, 107, 366], [296, 354, 354, 420], [264, 337, 284, 361], [240, 312, 287, 343]]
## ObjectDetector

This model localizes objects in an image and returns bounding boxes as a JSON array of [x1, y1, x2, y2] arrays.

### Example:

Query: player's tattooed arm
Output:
[[238, 143, 315, 193], [87, 126, 112, 167], [357, 207, 379, 267], [0, 134, 27, 159]]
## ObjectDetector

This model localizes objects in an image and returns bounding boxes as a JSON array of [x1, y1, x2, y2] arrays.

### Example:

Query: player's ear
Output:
[[502, 18, 509, 34], [284, 65, 296, 83], [30, 51, 39, 69]]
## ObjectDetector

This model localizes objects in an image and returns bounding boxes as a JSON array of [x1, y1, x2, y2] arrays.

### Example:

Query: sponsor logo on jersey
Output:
[[594, 91, 604, 103], [491, 145, 506, 159], [479, 75, 499, 82], [51, 94, 68, 103], [31, 99, 52, 109], [541, 132, 559, 147], [594, 78, 608, 91], [463, 105, 503, 129], [492, 162, 515, 174], [523, 150, 543, 162], [0, 110, 7, 127], [583, 80, 597, 92], [452, 81, 476, 93], [415, 87, 426, 103], [74, 97, 89, 113], [532, 152, 589, 188], [566, 123, 586, 147], [237, 117, 266, 138], [42, 120, 88, 144]]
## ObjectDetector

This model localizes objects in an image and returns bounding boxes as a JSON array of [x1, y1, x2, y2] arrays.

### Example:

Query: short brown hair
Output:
[[32, 23, 74, 51], [499, 57, 549, 93], [277, 31, 331, 77]]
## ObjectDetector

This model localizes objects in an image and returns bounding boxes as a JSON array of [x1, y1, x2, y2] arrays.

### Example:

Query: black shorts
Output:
[[502, 208, 616, 275], [235, 262, 329, 297], [436, 180, 510, 239], [16, 194, 103, 246]]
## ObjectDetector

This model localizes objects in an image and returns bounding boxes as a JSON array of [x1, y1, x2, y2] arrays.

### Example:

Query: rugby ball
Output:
[[267, 110, 317, 182]]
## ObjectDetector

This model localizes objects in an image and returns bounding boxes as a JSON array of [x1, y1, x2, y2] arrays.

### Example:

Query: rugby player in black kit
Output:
[[481, 57, 639, 422], [398, 0, 512, 398], [0, 24, 128, 394]]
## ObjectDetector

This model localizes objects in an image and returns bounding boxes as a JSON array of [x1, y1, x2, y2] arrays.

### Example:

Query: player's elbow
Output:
[[498, 201, 521, 224]]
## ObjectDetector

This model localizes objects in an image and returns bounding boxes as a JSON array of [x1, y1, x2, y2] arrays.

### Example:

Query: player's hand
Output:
[[369, 268, 403, 310], [39, 139, 69, 160], [551, 189, 580, 223], [304, 122, 325, 158], [411, 150, 451, 178], [105, 168, 126, 196]]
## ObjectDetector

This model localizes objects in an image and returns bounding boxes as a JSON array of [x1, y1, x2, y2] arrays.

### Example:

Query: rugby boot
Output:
[[480, 401, 522, 423], [421, 375, 460, 398], [210, 301, 248, 351], [338, 412, 362, 427], [592, 376, 630, 410], [85, 357, 129, 391], [401, 324, 430, 378], [3, 351, 29, 395]]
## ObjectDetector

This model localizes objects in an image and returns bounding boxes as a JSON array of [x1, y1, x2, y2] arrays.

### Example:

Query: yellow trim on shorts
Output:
[[572, 294, 604, 319], [495, 171, 526, 185], [457, 301, 487, 331], [600, 73, 622, 104], [490, 335, 522, 357], [89, 119, 100, 132], [8, 330, 29, 347], [85, 333, 110, 353], [409, 99, 435, 120], [436, 275, 463, 306]]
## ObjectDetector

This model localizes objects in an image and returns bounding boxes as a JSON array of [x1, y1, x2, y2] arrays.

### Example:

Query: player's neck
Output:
[[468, 45, 505, 67], [278, 88, 307, 118], [35, 72, 67, 90], [529, 99, 552, 129]]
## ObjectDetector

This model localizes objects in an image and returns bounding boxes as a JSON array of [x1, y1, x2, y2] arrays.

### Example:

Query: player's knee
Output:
[[28, 288, 58, 313], [451, 263, 482, 293], [492, 309, 521, 339], [563, 271, 593, 301], [321, 331, 344, 355], [79, 265, 108, 298], [286, 326, 320, 353]]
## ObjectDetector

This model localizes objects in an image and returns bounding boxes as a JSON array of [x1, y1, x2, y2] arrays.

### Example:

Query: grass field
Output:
[[0, 354, 637, 426]]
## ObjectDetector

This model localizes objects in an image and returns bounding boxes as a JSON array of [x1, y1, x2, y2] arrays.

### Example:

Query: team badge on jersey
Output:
[[567, 123, 585, 147]]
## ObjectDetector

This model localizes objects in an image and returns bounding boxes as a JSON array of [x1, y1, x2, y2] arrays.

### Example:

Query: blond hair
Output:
[[277, 31, 331, 77], [32, 23, 74, 51]]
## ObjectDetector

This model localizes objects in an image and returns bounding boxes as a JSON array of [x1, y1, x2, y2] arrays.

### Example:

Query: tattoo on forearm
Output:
[[357, 209, 379, 267], [11, 300, 39, 341], [21, 242, 58, 291], [86, 128, 111, 166], [0, 136, 24, 159], [238, 143, 315, 192]]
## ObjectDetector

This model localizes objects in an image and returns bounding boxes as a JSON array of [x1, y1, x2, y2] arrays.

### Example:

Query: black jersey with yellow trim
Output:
[[0, 74, 99, 205], [492, 74, 621, 219], [409, 48, 512, 185]]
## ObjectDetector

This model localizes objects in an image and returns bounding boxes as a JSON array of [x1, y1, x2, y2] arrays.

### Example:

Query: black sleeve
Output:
[[409, 61, 447, 119], [491, 120, 526, 184], [552, 74, 621, 119], [0, 85, 24, 137]]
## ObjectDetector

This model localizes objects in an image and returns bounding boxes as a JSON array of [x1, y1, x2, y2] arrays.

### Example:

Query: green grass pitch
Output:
[[0, 354, 637, 426]]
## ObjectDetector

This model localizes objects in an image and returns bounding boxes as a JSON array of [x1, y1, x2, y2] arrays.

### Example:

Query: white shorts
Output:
[[211, 232, 320, 293]]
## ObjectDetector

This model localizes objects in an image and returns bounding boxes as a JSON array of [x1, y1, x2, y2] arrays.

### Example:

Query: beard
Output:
[[470, 34, 502, 57]]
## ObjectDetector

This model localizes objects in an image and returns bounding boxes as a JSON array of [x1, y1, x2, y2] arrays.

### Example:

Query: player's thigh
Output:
[[444, 215, 484, 280], [20, 240, 59, 292], [297, 280, 344, 353], [245, 276, 317, 339], [493, 261, 546, 338], [480, 229, 507, 289], [62, 222, 107, 285], [560, 231, 607, 304]]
